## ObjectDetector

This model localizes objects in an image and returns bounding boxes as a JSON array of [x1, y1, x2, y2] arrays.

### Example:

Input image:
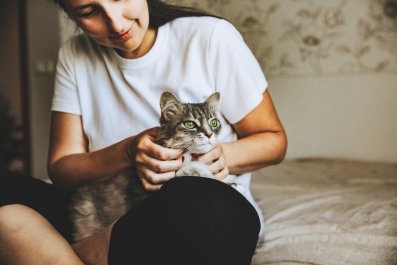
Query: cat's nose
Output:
[[205, 132, 213, 138]]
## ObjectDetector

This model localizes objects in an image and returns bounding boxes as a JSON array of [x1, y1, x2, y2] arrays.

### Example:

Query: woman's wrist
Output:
[[121, 136, 136, 168]]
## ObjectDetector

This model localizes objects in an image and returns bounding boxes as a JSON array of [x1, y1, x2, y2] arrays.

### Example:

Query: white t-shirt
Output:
[[52, 16, 268, 236]]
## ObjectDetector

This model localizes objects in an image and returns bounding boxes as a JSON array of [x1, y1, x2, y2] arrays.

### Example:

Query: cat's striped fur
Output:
[[68, 92, 229, 241]]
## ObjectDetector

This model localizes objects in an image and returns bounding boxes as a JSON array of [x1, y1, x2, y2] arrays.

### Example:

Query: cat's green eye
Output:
[[183, 121, 196, 129], [209, 118, 219, 128]]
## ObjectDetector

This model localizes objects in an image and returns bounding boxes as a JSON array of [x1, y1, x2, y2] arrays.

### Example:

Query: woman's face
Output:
[[64, 0, 155, 59]]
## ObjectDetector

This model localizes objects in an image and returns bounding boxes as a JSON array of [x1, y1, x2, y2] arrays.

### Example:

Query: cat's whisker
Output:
[[183, 142, 197, 154]]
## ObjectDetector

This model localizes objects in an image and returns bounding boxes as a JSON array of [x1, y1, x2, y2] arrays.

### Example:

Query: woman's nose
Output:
[[103, 4, 124, 33]]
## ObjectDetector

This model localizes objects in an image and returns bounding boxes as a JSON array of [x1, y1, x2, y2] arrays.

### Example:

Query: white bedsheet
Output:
[[251, 159, 397, 265]]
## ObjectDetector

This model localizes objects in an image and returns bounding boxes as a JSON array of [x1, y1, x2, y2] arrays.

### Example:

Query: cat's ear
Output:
[[160, 92, 183, 120], [206, 92, 220, 113]]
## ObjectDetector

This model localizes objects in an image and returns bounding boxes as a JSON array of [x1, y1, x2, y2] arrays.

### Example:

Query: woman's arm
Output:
[[47, 112, 133, 191], [223, 90, 287, 174], [47, 112, 182, 192], [192, 90, 287, 178]]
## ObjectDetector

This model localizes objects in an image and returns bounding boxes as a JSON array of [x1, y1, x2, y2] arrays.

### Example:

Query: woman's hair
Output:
[[52, 0, 218, 28], [147, 0, 218, 28]]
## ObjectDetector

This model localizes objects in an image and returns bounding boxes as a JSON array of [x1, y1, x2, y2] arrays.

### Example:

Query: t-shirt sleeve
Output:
[[51, 39, 82, 115], [209, 19, 268, 124]]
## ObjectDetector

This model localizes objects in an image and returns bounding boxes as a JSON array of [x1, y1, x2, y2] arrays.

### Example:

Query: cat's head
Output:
[[157, 91, 221, 155]]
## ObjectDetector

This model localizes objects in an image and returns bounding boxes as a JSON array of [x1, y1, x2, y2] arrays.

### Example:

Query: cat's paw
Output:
[[176, 163, 214, 178], [176, 168, 200, 177]]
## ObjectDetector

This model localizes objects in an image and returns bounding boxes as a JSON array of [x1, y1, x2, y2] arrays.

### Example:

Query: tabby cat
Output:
[[69, 91, 241, 241]]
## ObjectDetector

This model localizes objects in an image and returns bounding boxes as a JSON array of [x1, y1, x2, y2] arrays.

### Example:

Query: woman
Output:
[[0, 0, 287, 264]]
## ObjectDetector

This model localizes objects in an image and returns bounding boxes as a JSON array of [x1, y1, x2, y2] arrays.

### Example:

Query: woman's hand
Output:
[[192, 144, 229, 181], [129, 127, 183, 191]]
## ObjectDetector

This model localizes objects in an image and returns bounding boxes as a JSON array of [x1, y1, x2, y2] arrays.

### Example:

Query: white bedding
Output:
[[251, 159, 397, 265]]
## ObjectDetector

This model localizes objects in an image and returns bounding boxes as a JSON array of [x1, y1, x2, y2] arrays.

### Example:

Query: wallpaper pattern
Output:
[[168, 0, 397, 77]]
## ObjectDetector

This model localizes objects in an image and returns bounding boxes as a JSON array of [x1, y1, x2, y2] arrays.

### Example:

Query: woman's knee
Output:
[[0, 204, 46, 234], [109, 178, 260, 265], [0, 204, 84, 265], [155, 177, 260, 264], [161, 177, 260, 234]]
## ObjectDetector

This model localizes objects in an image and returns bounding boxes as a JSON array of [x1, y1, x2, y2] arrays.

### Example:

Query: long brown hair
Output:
[[52, 0, 219, 28]]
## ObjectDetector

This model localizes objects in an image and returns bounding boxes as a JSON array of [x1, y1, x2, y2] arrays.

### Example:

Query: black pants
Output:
[[0, 170, 260, 265], [0, 169, 74, 242]]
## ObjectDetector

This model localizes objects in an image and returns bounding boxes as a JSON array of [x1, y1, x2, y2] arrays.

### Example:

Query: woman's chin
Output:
[[114, 45, 140, 58]]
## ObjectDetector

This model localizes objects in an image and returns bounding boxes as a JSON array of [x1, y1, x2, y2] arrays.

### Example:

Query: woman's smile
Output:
[[113, 27, 133, 42], [65, 0, 153, 59], [110, 23, 134, 42]]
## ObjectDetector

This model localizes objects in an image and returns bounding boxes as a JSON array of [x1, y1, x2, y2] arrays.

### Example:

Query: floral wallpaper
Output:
[[168, 0, 397, 77]]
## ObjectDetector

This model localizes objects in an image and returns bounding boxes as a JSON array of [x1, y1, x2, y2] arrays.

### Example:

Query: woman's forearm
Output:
[[223, 131, 287, 175], [48, 137, 133, 191]]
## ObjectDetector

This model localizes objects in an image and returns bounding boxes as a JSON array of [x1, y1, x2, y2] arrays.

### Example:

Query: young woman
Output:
[[0, 0, 287, 264]]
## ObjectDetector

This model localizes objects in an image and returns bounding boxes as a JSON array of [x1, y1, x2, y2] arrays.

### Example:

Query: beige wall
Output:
[[269, 74, 397, 162], [166, 0, 397, 163], [27, 0, 60, 179]]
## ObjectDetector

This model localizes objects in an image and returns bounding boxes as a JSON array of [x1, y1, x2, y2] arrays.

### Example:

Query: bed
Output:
[[250, 158, 397, 265]]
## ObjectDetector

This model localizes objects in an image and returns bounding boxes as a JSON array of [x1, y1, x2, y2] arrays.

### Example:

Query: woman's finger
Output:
[[137, 136, 183, 161], [193, 144, 222, 164], [137, 168, 176, 191], [213, 166, 229, 181], [136, 153, 183, 173], [140, 177, 162, 192], [130, 127, 183, 163], [207, 156, 226, 174], [138, 167, 176, 184]]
